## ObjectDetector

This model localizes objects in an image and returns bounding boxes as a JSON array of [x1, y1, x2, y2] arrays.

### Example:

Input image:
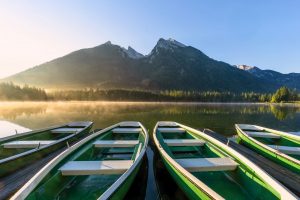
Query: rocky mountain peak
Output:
[[104, 41, 112, 46], [123, 46, 144, 59], [156, 38, 186, 49]]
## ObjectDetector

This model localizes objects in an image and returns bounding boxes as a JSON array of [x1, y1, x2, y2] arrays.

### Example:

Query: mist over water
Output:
[[0, 102, 299, 137]]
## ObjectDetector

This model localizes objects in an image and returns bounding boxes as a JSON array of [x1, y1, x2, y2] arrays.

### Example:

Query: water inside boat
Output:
[[26, 126, 145, 200], [157, 126, 279, 200]]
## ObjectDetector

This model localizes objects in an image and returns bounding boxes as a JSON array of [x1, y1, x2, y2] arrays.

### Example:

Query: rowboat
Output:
[[235, 124, 300, 174], [11, 121, 148, 200], [153, 121, 297, 200], [0, 121, 93, 177]]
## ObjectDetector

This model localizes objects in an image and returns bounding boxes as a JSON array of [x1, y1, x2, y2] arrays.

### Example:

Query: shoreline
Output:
[[0, 100, 299, 106]]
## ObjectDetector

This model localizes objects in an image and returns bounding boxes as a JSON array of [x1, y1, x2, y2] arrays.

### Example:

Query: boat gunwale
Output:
[[0, 121, 93, 165], [235, 124, 300, 169], [10, 121, 148, 200], [154, 121, 298, 200]]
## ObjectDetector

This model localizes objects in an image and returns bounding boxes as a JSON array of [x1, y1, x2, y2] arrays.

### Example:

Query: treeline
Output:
[[0, 82, 299, 102], [51, 89, 261, 102], [50, 87, 299, 102], [0, 82, 47, 101], [270, 87, 298, 103]]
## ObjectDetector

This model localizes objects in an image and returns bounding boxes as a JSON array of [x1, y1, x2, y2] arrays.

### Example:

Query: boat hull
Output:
[[160, 153, 211, 200], [11, 121, 148, 200], [236, 128, 300, 174], [109, 160, 142, 200], [0, 122, 93, 177]]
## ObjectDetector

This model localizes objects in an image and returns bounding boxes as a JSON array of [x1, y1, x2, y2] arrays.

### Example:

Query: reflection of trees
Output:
[[1, 102, 296, 121], [270, 105, 298, 120], [1, 102, 299, 133]]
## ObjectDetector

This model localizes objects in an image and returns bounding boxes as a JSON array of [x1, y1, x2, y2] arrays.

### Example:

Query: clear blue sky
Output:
[[0, 0, 299, 78]]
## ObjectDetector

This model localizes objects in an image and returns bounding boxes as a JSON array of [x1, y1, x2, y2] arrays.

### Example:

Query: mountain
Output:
[[1, 38, 280, 92], [2, 41, 144, 89], [236, 65, 300, 90]]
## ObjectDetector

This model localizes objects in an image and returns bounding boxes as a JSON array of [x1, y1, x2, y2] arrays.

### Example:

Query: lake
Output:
[[0, 101, 300, 199]]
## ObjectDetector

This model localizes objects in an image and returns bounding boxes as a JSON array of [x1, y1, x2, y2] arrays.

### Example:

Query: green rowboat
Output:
[[153, 121, 297, 200], [235, 124, 300, 174], [11, 121, 148, 200], [0, 121, 93, 177]]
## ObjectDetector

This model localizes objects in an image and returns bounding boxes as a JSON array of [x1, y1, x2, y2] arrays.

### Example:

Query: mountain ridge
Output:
[[1, 38, 298, 92], [235, 64, 300, 90]]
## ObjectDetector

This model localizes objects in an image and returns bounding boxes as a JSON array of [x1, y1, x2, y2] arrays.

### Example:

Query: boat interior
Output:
[[0, 124, 87, 160], [25, 124, 145, 200], [240, 125, 300, 160], [156, 123, 280, 200]]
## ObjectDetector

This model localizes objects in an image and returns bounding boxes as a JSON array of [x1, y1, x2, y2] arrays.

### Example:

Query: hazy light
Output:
[[0, 1, 300, 79]]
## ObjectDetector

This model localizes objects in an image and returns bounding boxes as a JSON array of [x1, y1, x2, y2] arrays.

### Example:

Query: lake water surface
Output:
[[0, 102, 300, 199], [1, 101, 300, 136]]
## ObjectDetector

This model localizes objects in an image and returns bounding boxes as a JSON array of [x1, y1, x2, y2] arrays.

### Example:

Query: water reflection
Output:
[[270, 105, 298, 120], [0, 102, 299, 137]]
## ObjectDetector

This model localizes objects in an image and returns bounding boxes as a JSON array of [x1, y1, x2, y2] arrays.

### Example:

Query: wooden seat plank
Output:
[[112, 128, 141, 134], [239, 124, 262, 131], [158, 128, 185, 133], [164, 139, 205, 146], [3, 140, 56, 148], [289, 132, 300, 136], [51, 128, 83, 133], [119, 122, 140, 127], [59, 160, 133, 175], [175, 158, 238, 172], [93, 140, 139, 148], [158, 122, 178, 127], [268, 145, 300, 155], [245, 131, 280, 139]]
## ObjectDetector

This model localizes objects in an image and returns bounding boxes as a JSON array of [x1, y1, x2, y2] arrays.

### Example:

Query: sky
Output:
[[0, 0, 300, 78]]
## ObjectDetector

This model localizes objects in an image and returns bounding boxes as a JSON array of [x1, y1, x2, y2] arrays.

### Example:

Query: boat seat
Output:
[[112, 128, 141, 134], [267, 145, 300, 155], [60, 160, 133, 175], [239, 124, 262, 131], [158, 128, 185, 133], [51, 128, 83, 133], [175, 158, 239, 172], [119, 122, 140, 127], [94, 140, 139, 148], [158, 122, 178, 127], [289, 132, 300, 136], [245, 131, 280, 139], [164, 139, 205, 146], [3, 140, 56, 148]]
